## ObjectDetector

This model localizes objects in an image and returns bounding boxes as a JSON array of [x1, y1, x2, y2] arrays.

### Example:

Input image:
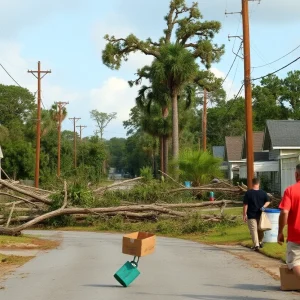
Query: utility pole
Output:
[[242, 0, 254, 189], [28, 61, 51, 188], [55, 101, 69, 177], [202, 89, 207, 151], [76, 125, 87, 140], [69, 117, 81, 168], [226, 0, 257, 189]]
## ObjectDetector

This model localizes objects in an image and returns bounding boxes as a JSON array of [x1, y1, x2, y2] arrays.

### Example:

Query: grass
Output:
[[241, 240, 286, 261], [0, 235, 60, 250], [0, 253, 33, 265], [0, 234, 59, 278], [184, 224, 250, 244]]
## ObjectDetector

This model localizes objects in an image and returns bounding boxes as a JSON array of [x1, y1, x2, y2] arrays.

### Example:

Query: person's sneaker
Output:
[[254, 246, 260, 252], [259, 242, 264, 248]]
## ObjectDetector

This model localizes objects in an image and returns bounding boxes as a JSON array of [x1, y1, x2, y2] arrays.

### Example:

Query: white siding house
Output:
[[263, 120, 300, 195], [279, 154, 300, 196]]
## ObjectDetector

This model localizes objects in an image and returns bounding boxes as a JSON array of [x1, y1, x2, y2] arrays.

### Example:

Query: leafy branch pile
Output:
[[0, 175, 281, 236]]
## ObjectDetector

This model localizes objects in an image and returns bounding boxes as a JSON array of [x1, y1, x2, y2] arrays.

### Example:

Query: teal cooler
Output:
[[114, 260, 140, 287], [184, 181, 191, 188]]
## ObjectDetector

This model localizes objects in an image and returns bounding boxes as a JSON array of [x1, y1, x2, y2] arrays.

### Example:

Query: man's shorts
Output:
[[287, 241, 300, 269]]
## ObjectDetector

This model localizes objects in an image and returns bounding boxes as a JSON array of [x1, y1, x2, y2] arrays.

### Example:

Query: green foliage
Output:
[[68, 182, 96, 207], [140, 166, 153, 182], [102, 180, 195, 204], [47, 192, 74, 227], [94, 213, 239, 236], [90, 110, 117, 139], [2, 140, 35, 180], [107, 138, 127, 173], [0, 84, 35, 127], [177, 150, 223, 186], [152, 44, 198, 93]]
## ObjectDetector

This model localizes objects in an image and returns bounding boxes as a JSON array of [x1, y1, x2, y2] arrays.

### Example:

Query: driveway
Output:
[[0, 231, 298, 300]]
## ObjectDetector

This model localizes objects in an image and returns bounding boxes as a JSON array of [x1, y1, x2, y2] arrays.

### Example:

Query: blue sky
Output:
[[0, 0, 299, 139]]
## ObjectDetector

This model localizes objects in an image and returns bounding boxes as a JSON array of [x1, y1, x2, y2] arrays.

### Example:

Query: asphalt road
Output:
[[0, 231, 298, 300]]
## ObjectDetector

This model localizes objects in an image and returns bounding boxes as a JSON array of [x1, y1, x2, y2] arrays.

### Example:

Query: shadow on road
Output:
[[205, 283, 280, 292], [182, 294, 278, 300], [136, 292, 280, 300], [83, 284, 123, 288]]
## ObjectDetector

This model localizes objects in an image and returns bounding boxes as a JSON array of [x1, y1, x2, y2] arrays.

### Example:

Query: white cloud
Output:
[[210, 67, 240, 100], [88, 77, 141, 139], [90, 77, 137, 122]]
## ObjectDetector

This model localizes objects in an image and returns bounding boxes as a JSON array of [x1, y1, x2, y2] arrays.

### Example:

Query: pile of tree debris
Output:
[[0, 177, 281, 236]]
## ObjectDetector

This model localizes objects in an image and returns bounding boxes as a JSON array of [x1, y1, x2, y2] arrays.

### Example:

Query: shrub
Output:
[[140, 166, 153, 182], [177, 150, 223, 186]]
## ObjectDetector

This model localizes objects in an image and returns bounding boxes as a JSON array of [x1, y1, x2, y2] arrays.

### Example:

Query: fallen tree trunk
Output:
[[0, 216, 36, 225], [168, 187, 241, 193], [0, 207, 41, 213], [0, 192, 40, 207], [156, 200, 242, 208], [0, 180, 52, 205]]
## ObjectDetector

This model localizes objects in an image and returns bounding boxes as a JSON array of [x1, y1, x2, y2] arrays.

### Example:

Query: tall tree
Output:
[[0, 84, 35, 127], [136, 84, 171, 173], [102, 0, 224, 160], [252, 75, 289, 130], [281, 70, 300, 118], [90, 110, 117, 140]]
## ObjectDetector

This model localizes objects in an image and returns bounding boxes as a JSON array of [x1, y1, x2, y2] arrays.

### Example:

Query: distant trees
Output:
[[90, 110, 117, 140]]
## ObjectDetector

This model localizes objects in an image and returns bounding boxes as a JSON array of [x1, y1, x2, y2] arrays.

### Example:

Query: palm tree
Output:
[[178, 150, 223, 186], [50, 103, 67, 176], [136, 84, 171, 174], [151, 44, 198, 160]]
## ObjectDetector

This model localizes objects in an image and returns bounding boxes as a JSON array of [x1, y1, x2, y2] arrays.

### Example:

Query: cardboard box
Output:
[[122, 232, 156, 257], [280, 264, 300, 291]]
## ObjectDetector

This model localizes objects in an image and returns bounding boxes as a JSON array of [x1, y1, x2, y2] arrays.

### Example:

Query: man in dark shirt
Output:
[[243, 178, 270, 251]]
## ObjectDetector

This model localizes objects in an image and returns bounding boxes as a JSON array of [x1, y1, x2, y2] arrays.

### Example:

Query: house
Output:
[[212, 146, 228, 176], [239, 131, 279, 192], [263, 120, 300, 195], [224, 136, 243, 180]]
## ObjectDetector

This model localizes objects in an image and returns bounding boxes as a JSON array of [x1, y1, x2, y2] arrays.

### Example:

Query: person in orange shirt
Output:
[[278, 164, 300, 277]]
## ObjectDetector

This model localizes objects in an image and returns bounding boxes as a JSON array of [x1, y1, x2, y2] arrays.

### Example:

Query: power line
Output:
[[222, 42, 242, 85], [226, 56, 240, 102], [222, 84, 244, 120], [251, 57, 300, 82], [0, 63, 21, 87], [252, 44, 300, 69]]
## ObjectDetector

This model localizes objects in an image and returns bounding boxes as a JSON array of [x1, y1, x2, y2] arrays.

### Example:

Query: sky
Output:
[[0, 0, 300, 140]]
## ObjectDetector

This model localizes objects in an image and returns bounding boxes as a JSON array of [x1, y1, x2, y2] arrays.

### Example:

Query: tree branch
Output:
[[0, 180, 52, 205], [0, 192, 40, 208]]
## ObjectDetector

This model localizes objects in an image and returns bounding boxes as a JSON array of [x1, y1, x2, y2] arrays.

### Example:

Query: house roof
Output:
[[225, 136, 243, 161], [264, 120, 300, 150], [242, 131, 264, 159], [212, 146, 225, 159]]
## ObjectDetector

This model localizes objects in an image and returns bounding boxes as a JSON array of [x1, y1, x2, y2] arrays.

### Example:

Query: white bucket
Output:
[[263, 208, 280, 243]]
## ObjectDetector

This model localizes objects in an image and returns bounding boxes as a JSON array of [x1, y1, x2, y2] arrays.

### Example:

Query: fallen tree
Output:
[[0, 179, 52, 205], [0, 178, 249, 236], [0, 198, 241, 236]]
